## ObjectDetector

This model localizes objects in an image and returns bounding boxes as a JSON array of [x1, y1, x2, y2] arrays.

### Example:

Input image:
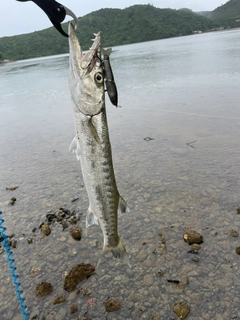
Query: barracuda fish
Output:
[[68, 23, 130, 267]]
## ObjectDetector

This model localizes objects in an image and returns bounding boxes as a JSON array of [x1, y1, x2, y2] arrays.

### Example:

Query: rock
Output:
[[69, 304, 78, 314], [9, 197, 17, 205], [53, 295, 66, 305], [173, 300, 190, 319], [41, 224, 51, 236], [143, 137, 154, 141], [28, 238, 33, 244], [230, 230, 239, 238], [6, 185, 18, 191], [68, 216, 78, 224], [35, 282, 53, 298], [70, 225, 82, 241], [104, 297, 121, 312], [192, 257, 199, 263], [182, 277, 189, 285], [143, 273, 154, 286], [235, 246, 240, 255], [59, 221, 68, 230], [190, 243, 201, 251], [11, 240, 17, 248], [158, 269, 164, 277], [64, 263, 95, 292], [183, 230, 203, 245], [81, 287, 92, 296], [31, 268, 41, 274], [236, 207, 240, 214]]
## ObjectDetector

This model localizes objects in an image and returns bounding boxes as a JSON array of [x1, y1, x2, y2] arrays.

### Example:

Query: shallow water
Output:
[[1, 30, 240, 319]]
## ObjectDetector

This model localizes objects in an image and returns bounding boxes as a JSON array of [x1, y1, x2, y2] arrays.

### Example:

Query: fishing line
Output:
[[0, 211, 29, 320], [122, 106, 240, 120]]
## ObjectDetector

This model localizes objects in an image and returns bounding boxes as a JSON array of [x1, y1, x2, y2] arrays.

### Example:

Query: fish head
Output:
[[68, 23, 104, 116]]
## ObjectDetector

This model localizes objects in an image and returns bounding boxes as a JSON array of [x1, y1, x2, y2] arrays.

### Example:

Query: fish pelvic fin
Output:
[[118, 196, 130, 214], [69, 135, 81, 161], [86, 208, 99, 228], [97, 238, 131, 268]]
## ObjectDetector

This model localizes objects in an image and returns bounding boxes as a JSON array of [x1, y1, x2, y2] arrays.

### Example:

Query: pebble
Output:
[[41, 224, 51, 236], [6, 185, 18, 191], [230, 230, 239, 238], [64, 263, 95, 292], [69, 225, 82, 241], [183, 230, 203, 245], [81, 287, 92, 296], [35, 282, 53, 298], [104, 297, 121, 312], [173, 300, 190, 319], [28, 238, 33, 244], [192, 257, 200, 263], [235, 246, 240, 255], [9, 197, 17, 206], [158, 269, 164, 277], [11, 240, 17, 248], [143, 274, 154, 286], [53, 295, 66, 305], [69, 304, 78, 314], [191, 243, 201, 251]]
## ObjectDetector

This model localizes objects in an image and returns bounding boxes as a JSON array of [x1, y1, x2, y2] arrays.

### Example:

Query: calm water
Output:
[[1, 30, 240, 320]]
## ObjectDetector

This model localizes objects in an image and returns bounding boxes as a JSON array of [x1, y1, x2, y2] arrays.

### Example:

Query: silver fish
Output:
[[68, 23, 130, 267]]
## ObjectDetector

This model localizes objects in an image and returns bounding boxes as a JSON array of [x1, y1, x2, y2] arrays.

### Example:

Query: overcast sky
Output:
[[1, 0, 227, 38]]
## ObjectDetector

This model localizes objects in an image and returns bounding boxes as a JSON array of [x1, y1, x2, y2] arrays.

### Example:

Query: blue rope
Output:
[[0, 211, 29, 320]]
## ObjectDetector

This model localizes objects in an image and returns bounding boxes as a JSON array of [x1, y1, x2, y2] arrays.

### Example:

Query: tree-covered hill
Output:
[[210, 0, 240, 27], [0, 4, 213, 61]]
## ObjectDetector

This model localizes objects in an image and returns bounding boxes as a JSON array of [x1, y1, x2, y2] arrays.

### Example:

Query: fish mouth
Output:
[[68, 23, 101, 74]]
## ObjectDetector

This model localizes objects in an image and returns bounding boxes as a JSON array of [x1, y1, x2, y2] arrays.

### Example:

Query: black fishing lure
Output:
[[101, 48, 119, 107], [16, 0, 78, 37]]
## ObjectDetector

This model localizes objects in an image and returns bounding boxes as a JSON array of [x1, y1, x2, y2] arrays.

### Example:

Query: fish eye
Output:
[[95, 72, 103, 84]]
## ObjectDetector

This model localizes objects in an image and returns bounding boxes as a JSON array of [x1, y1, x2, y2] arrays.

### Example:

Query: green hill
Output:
[[210, 0, 240, 27], [0, 4, 213, 61], [211, 0, 240, 19]]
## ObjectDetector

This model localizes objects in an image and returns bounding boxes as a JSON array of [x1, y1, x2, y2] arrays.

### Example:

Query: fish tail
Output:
[[101, 47, 112, 57], [97, 238, 131, 268]]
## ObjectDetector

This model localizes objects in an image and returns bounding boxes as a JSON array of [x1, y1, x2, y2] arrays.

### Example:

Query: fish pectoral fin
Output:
[[97, 238, 131, 268], [118, 196, 130, 214], [69, 135, 81, 161], [86, 208, 99, 228]]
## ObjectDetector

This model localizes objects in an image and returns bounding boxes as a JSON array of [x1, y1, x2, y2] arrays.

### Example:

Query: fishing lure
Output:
[[101, 48, 119, 107], [0, 211, 29, 320]]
